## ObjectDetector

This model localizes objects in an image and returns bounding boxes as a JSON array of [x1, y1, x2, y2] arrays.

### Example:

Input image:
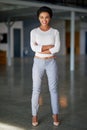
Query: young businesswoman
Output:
[[30, 6, 60, 126]]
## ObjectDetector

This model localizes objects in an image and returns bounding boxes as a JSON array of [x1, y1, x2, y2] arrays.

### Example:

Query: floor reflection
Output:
[[59, 96, 68, 108], [70, 72, 75, 105], [0, 122, 25, 130]]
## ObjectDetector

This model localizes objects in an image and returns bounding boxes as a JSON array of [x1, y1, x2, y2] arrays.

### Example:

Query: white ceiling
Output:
[[0, 0, 87, 22]]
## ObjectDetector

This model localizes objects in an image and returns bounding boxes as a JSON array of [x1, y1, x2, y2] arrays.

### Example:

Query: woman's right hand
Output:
[[42, 45, 54, 52]]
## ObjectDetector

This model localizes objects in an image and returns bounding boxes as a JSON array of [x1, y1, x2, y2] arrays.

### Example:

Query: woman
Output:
[[30, 6, 60, 126]]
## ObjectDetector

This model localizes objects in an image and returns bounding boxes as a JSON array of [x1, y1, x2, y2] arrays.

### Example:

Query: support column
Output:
[[6, 19, 14, 66], [70, 11, 75, 71], [7, 21, 11, 66]]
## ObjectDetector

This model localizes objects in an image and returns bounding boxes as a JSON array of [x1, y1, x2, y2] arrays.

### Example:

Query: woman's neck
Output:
[[40, 25, 50, 31]]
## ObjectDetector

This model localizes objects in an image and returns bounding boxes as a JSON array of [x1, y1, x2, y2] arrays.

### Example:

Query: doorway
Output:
[[66, 32, 80, 55], [14, 29, 21, 57]]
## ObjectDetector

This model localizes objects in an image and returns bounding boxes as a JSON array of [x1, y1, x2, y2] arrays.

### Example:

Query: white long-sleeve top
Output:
[[30, 27, 60, 58]]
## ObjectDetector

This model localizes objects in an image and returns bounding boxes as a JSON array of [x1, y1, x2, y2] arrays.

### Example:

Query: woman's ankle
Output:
[[32, 116, 38, 122], [53, 114, 59, 122]]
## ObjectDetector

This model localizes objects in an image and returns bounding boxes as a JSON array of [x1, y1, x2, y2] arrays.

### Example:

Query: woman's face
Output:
[[39, 12, 51, 26]]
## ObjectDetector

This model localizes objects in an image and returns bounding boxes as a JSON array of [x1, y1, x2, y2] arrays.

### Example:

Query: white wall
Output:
[[0, 23, 8, 53], [80, 22, 87, 55], [0, 21, 23, 58]]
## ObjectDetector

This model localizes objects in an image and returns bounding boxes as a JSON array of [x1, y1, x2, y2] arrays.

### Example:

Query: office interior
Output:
[[0, 0, 87, 130]]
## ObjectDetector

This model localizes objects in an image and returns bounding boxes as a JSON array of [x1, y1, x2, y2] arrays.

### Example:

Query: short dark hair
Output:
[[37, 6, 53, 18]]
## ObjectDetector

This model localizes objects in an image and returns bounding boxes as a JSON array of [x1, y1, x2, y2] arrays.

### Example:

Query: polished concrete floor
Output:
[[0, 56, 87, 130]]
